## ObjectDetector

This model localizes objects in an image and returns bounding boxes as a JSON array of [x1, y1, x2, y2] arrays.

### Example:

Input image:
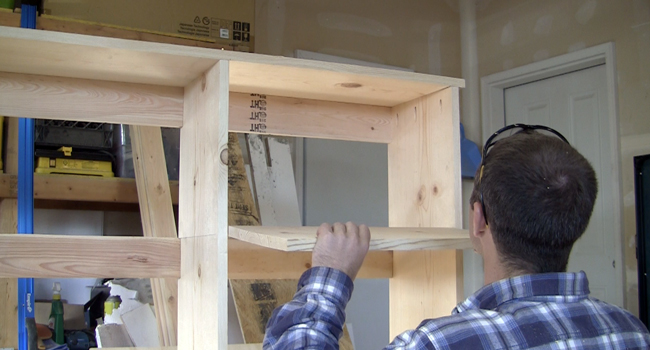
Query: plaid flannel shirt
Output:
[[264, 267, 650, 349]]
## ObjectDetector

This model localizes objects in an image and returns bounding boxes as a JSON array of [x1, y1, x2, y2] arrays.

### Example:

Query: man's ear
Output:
[[472, 201, 487, 238]]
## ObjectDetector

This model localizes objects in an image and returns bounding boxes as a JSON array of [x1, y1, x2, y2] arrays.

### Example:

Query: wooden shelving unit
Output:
[[0, 25, 466, 349]]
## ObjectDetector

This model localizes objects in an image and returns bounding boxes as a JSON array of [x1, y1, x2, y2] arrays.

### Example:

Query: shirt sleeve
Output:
[[263, 266, 354, 350], [384, 328, 435, 349]]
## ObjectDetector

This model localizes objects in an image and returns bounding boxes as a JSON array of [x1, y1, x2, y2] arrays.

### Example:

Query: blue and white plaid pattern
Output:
[[264, 268, 650, 349]]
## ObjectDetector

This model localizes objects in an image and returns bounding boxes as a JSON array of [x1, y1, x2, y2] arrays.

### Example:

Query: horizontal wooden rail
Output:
[[0, 235, 391, 279], [0, 72, 395, 143], [0, 234, 180, 278], [229, 92, 394, 143], [0, 71, 184, 127], [0, 174, 179, 205]]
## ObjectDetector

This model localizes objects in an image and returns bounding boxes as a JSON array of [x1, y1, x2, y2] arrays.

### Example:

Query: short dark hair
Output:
[[470, 131, 598, 274]]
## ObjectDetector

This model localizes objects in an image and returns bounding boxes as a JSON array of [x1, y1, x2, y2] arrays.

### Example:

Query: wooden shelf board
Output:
[[229, 226, 471, 252], [0, 26, 464, 107]]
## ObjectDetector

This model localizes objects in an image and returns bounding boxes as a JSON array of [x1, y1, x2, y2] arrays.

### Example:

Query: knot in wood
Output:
[[197, 265, 202, 278], [417, 186, 426, 204], [201, 74, 207, 91], [338, 82, 362, 88], [432, 185, 439, 196], [127, 255, 148, 263]]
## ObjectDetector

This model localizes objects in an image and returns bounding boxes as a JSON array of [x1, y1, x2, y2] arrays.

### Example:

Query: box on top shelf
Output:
[[42, 0, 255, 52]]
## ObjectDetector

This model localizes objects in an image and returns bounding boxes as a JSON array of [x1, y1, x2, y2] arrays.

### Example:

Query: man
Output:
[[263, 125, 650, 349]]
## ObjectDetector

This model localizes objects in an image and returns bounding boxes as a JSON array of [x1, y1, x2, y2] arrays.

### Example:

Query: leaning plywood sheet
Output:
[[229, 226, 471, 252], [0, 26, 463, 107]]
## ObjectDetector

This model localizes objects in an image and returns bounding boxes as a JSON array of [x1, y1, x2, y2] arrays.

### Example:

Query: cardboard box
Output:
[[35, 302, 86, 330], [43, 0, 254, 51]]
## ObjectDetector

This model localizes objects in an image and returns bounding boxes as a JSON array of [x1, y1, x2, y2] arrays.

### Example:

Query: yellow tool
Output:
[[35, 147, 114, 177]]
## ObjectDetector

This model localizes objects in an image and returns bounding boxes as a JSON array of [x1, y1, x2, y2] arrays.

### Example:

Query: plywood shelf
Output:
[[229, 226, 471, 252]]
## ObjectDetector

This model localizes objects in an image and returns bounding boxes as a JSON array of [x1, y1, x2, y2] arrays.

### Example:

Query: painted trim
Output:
[[480, 42, 625, 307]]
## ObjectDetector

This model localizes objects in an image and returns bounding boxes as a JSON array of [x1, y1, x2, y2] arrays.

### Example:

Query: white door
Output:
[[503, 64, 624, 307]]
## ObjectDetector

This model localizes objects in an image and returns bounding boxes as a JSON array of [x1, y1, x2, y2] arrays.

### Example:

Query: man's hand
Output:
[[312, 222, 371, 280]]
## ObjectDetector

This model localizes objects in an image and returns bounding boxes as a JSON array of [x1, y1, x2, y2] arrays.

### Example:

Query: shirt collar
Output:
[[454, 271, 590, 313]]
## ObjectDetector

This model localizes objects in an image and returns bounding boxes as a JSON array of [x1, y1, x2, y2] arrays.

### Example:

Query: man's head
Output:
[[469, 127, 598, 275]]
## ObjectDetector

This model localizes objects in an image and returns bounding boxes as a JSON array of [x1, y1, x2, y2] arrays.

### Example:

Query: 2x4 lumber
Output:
[[0, 235, 390, 280], [229, 226, 471, 252], [388, 87, 464, 338], [0, 71, 183, 127], [0, 173, 179, 204], [0, 117, 18, 349], [130, 125, 178, 346], [0, 71, 394, 143], [0, 70, 394, 142], [178, 61, 229, 349], [0, 234, 180, 279], [0, 26, 463, 106], [229, 93, 394, 143], [0, 71, 394, 144]]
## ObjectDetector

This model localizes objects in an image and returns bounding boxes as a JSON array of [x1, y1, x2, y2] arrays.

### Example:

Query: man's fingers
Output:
[[345, 221, 359, 237], [359, 224, 371, 246], [317, 223, 332, 237], [333, 222, 346, 235]]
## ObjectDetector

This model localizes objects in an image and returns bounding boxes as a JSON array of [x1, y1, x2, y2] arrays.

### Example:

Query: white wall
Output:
[[303, 138, 390, 350]]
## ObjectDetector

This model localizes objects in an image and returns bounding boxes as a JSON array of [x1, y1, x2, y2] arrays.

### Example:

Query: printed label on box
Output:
[[177, 15, 251, 43]]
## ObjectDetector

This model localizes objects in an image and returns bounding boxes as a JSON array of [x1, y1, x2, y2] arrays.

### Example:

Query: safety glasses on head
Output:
[[478, 124, 570, 225]]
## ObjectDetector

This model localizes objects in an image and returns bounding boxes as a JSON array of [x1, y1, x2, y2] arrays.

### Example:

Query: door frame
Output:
[[480, 42, 625, 306]]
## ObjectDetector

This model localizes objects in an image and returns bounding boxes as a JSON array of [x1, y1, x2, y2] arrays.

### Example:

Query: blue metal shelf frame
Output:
[[17, 5, 37, 350]]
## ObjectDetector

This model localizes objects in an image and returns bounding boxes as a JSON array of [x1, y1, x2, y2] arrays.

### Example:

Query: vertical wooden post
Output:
[[0, 117, 18, 349], [130, 125, 178, 346], [178, 61, 230, 349], [387, 87, 464, 339]]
